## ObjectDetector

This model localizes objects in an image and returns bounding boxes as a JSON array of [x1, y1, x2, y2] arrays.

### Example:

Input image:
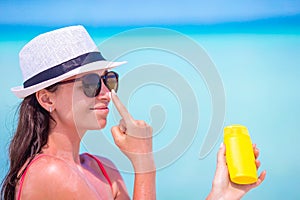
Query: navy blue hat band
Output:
[[23, 52, 106, 88]]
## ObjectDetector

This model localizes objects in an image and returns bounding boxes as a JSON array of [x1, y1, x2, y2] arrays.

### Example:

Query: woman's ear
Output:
[[36, 89, 56, 112]]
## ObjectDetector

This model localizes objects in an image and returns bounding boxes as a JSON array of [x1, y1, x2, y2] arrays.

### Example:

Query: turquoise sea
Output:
[[1, 22, 300, 199]]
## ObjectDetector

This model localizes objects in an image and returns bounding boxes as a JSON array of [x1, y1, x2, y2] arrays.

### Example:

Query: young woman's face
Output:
[[54, 70, 112, 134]]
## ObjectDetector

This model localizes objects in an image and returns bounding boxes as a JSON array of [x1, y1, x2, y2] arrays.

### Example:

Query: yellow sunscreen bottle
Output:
[[224, 125, 258, 184]]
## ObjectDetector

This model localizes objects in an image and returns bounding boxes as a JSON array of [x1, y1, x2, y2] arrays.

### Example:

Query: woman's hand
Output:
[[110, 90, 156, 200], [110, 90, 155, 173], [207, 143, 266, 200]]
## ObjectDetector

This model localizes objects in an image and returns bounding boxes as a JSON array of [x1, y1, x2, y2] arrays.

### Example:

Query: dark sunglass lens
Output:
[[82, 74, 101, 97], [105, 72, 118, 92]]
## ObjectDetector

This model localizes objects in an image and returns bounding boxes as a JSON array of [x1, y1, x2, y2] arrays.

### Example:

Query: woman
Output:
[[1, 25, 265, 200]]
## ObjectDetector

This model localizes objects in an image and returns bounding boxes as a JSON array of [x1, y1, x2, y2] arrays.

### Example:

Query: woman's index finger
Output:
[[111, 90, 133, 122]]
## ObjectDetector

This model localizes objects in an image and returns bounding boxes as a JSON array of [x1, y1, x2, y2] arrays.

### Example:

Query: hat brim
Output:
[[11, 60, 126, 99]]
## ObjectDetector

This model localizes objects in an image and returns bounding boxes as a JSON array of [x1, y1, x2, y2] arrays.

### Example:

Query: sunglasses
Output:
[[57, 71, 119, 97]]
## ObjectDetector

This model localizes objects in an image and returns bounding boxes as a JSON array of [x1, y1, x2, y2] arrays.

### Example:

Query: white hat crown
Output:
[[19, 25, 98, 82]]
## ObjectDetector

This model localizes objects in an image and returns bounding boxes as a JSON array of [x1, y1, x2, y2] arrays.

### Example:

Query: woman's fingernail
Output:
[[111, 89, 116, 95], [220, 142, 224, 148]]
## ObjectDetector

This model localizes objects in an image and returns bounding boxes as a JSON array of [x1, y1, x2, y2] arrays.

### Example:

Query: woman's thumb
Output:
[[111, 126, 125, 146], [217, 143, 226, 167]]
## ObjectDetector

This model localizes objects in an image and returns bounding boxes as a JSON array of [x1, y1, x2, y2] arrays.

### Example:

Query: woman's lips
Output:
[[91, 107, 108, 110], [90, 107, 109, 114]]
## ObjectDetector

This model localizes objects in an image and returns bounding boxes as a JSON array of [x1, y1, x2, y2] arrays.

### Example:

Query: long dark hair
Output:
[[1, 85, 57, 200]]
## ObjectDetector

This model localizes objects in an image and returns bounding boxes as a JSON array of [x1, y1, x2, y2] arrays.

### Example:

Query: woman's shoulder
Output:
[[18, 154, 99, 199], [24, 154, 76, 177], [20, 154, 72, 179], [20, 155, 80, 191]]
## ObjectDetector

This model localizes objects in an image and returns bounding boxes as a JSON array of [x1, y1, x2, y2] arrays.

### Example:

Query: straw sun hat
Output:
[[11, 25, 126, 98]]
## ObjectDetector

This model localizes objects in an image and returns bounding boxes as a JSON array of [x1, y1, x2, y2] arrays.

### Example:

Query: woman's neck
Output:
[[42, 125, 86, 164]]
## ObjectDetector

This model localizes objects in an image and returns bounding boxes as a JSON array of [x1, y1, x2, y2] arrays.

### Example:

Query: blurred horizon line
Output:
[[1, 14, 299, 40], [1, 13, 299, 27]]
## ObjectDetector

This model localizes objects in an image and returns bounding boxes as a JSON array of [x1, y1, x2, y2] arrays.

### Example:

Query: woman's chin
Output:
[[96, 119, 107, 129]]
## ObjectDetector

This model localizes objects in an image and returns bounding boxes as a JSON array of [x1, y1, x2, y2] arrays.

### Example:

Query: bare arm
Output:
[[130, 153, 156, 200], [132, 159, 156, 200], [111, 90, 156, 200]]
